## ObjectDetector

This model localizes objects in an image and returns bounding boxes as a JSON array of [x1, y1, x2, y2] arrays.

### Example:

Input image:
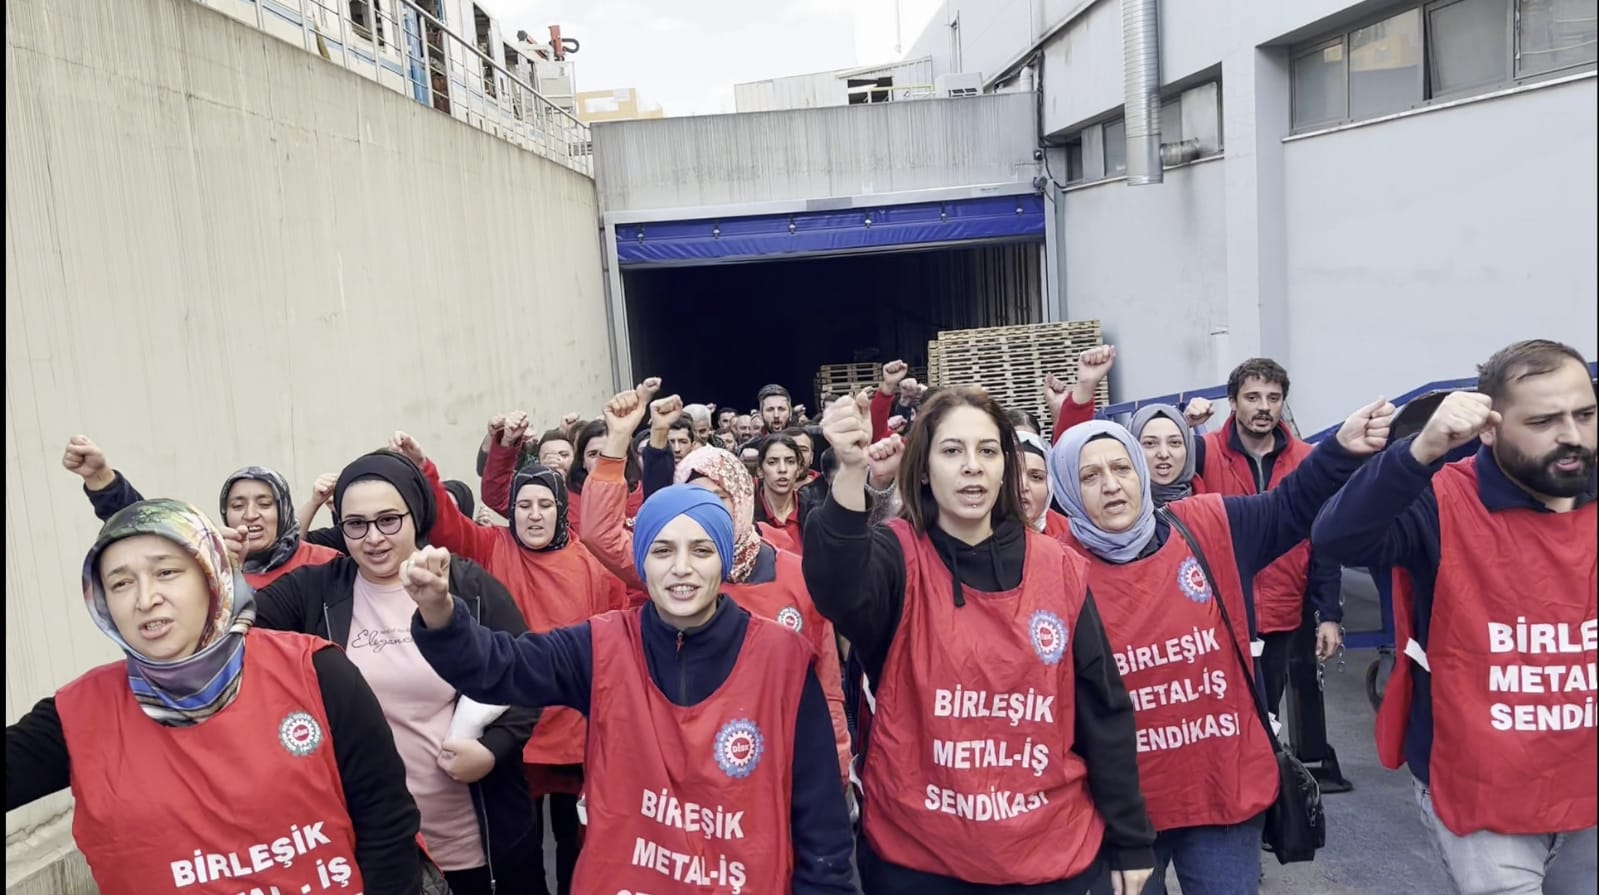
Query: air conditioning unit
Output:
[[935, 72, 983, 97]]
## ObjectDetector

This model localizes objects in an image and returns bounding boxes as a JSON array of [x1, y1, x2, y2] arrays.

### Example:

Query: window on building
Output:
[[1293, 0, 1594, 132], [1350, 9, 1424, 116], [1518, 0, 1599, 77], [1059, 79, 1223, 184], [1103, 118, 1127, 177], [1160, 98, 1183, 142], [349, 1, 386, 46], [1428, 0, 1511, 95], [1064, 136, 1086, 183], [1293, 41, 1348, 127]]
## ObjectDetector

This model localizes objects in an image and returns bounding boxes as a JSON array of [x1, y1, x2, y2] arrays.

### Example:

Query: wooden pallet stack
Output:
[[813, 363, 931, 409], [813, 362, 881, 408], [927, 320, 1108, 437]]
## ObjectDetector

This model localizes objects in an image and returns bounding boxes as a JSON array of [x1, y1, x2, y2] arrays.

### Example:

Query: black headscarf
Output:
[[218, 465, 302, 575], [333, 450, 436, 544], [442, 479, 476, 519], [509, 463, 569, 552]]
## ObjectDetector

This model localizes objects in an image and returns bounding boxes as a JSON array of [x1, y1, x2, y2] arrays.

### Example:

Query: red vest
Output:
[[756, 521, 799, 554], [245, 540, 340, 590], [484, 533, 625, 774], [729, 548, 853, 783], [577, 608, 809, 893], [1041, 510, 1070, 540], [861, 520, 1104, 885], [56, 629, 365, 895], [1203, 422, 1314, 633], [1060, 495, 1280, 830], [1375, 458, 1597, 835]]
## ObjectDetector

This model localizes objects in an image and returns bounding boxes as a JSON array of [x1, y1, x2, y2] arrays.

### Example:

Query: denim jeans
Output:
[[1414, 778, 1597, 895], [1141, 813, 1265, 895]]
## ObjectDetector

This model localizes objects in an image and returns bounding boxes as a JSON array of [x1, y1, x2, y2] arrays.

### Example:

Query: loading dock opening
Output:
[[605, 190, 1054, 409], [622, 241, 1044, 410]]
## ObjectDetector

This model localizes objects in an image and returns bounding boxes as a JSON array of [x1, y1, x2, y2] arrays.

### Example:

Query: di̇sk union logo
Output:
[[713, 719, 764, 779]]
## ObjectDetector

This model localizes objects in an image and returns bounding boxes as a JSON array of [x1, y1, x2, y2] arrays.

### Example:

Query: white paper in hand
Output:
[[448, 697, 509, 742]]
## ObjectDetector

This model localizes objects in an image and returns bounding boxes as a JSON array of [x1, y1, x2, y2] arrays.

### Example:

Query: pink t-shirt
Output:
[[348, 576, 484, 871]]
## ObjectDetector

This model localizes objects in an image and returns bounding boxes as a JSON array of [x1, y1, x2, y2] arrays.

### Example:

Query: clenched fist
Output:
[[1333, 398, 1398, 456], [1411, 391, 1499, 465], [822, 393, 873, 470], [62, 435, 115, 491], [867, 434, 906, 489], [881, 359, 909, 393], [390, 431, 427, 467], [501, 411, 530, 447], [402, 545, 455, 627]]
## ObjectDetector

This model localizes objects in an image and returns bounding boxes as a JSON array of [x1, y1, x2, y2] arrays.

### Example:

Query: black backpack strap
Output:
[[1158, 506, 1282, 753]]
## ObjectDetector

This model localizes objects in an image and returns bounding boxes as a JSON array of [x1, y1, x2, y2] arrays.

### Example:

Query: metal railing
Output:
[[200, 0, 592, 175]]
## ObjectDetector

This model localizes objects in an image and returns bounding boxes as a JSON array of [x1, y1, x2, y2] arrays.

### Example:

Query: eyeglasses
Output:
[[339, 512, 410, 540]]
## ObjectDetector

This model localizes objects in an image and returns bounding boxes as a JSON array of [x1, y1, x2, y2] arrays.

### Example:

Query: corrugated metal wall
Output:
[[592, 92, 1039, 212], [4, 0, 610, 882]]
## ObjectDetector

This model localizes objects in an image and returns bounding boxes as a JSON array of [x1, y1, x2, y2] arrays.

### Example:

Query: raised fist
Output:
[[650, 395, 685, 430], [389, 431, 427, 466], [822, 393, 872, 470], [1334, 397, 1398, 457], [867, 434, 906, 488], [400, 546, 453, 609], [62, 435, 113, 490], [881, 359, 909, 392], [1411, 392, 1498, 464]]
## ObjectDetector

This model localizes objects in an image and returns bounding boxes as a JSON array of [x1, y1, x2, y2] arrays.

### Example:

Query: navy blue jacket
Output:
[[411, 595, 859, 894], [1311, 438, 1597, 783], [1195, 425, 1344, 623]]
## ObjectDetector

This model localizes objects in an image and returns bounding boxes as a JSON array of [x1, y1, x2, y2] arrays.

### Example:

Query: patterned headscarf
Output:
[[82, 499, 257, 727], [674, 446, 761, 583], [219, 466, 301, 575], [510, 463, 570, 552]]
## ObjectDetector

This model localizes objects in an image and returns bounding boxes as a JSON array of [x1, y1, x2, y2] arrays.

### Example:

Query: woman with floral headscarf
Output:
[[403, 486, 857, 894], [580, 384, 854, 789], [5, 499, 426, 893], [62, 435, 340, 588], [387, 430, 624, 895]]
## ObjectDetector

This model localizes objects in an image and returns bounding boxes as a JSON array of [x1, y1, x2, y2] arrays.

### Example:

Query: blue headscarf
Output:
[[632, 485, 736, 582], [1048, 421, 1158, 563]]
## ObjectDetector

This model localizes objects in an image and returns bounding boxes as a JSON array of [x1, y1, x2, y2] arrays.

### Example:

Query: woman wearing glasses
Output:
[[252, 449, 544, 895]]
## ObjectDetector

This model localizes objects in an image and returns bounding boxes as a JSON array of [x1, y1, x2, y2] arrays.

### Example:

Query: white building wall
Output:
[[591, 93, 1040, 213], [1061, 160, 1231, 400], [5, 0, 610, 887], [1282, 77, 1599, 428], [877, 0, 1598, 430]]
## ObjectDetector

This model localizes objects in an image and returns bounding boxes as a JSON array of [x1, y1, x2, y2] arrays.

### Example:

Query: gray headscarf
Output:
[[1048, 421, 1157, 563], [1128, 403, 1196, 507]]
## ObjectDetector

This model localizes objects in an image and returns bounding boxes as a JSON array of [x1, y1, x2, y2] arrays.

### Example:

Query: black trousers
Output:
[[1259, 629, 1296, 717], [529, 793, 583, 895]]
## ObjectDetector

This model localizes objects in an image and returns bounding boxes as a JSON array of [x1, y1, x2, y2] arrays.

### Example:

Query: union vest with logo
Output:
[[1375, 458, 1596, 835], [862, 520, 1104, 885], [727, 548, 853, 783], [1061, 495, 1280, 830], [56, 629, 364, 895], [577, 607, 810, 893], [1203, 422, 1314, 633]]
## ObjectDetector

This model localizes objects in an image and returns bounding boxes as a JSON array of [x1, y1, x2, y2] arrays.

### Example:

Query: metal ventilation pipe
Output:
[[1122, 0, 1162, 185]]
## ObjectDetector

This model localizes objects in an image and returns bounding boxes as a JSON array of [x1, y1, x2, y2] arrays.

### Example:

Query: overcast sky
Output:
[[489, 0, 865, 117]]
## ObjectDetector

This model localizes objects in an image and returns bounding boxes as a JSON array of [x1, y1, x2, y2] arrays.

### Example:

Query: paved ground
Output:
[[536, 643, 1598, 893]]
